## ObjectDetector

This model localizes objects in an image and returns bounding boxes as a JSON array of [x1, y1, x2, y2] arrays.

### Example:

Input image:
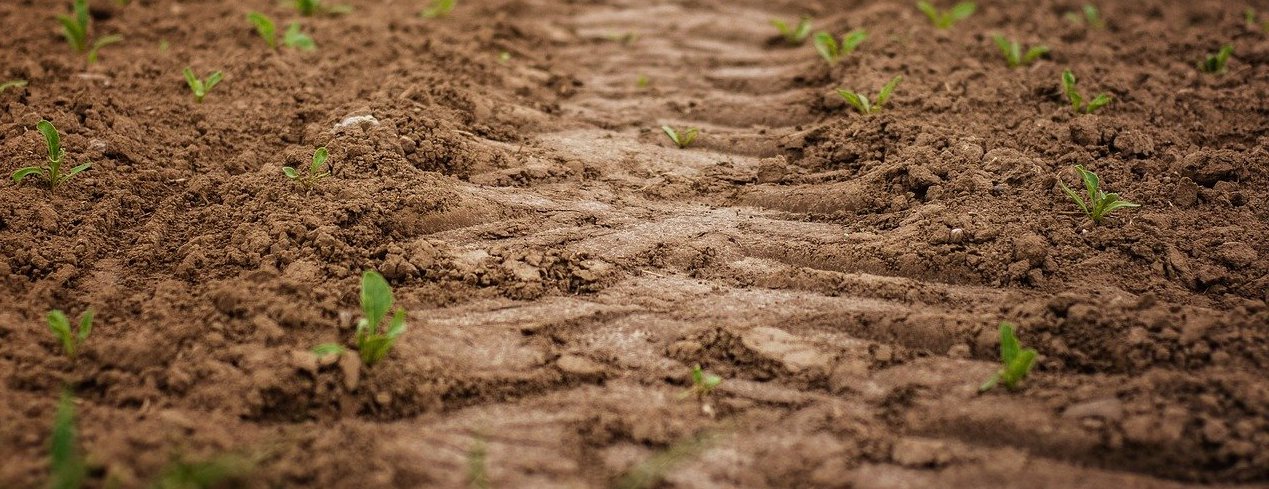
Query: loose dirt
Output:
[[1, 0, 1266, 487]]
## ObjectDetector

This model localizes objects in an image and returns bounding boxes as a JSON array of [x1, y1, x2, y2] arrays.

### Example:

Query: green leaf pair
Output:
[[47, 309, 94, 359], [813, 29, 867, 66], [283, 147, 332, 188], [1061, 69, 1112, 114], [1198, 44, 1234, 74], [247, 13, 317, 51], [979, 323, 1037, 392], [1058, 165, 1140, 224], [1065, 4, 1105, 30], [771, 16, 813, 45], [680, 364, 722, 400], [57, 0, 123, 63], [916, 1, 976, 29], [12, 120, 92, 189], [992, 35, 1048, 68], [836, 75, 902, 115], [183, 68, 223, 103], [661, 125, 699, 149], [316, 271, 407, 366]]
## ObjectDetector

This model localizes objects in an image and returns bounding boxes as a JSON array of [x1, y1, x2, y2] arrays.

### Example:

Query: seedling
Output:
[[294, 0, 351, 16], [661, 125, 699, 149], [771, 16, 812, 45], [616, 432, 716, 489], [283, 22, 317, 51], [283, 147, 332, 188], [0, 79, 28, 94], [12, 120, 91, 188], [312, 343, 345, 359], [636, 74, 651, 88], [357, 270, 407, 366], [50, 391, 86, 489], [1198, 44, 1233, 74], [1065, 4, 1105, 29], [1246, 9, 1268, 32], [153, 454, 254, 489], [422, 0, 457, 18], [836, 75, 902, 115], [992, 35, 1048, 68], [1060, 69, 1111, 114], [58, 0, 123, 63], [183, 68, 223, 103], [679, 364, 722, 400], [916, 1, 976, 29], [813, 30, 867, 65], [247, 12, 277, 49], [980, 323, 1037, 392], [47, 309, 94, 359], [466, 438, 490, 489], [1058, 165, 1139, 224]]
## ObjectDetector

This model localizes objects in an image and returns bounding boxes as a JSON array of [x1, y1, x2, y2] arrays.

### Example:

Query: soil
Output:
[[1, 0, 1267, 487]]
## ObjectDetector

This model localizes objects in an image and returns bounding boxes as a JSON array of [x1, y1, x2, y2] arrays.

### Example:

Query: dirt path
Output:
[[1, 0, 1266, 487]]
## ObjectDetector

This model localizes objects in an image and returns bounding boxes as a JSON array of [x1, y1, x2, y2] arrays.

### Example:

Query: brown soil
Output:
[[1, 0, 1267, 487]]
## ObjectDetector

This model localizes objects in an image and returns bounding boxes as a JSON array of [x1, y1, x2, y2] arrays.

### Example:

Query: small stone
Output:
[[339, 351, 361, 391], [1061, 398, 1124, 422], [1202, 419, 1229, 443], [948, 228, 965, 244], [334, 114, 379, 130], [374, 392, 392, 406], [557, 354, 606, 377], [741, 327, 831, 375]]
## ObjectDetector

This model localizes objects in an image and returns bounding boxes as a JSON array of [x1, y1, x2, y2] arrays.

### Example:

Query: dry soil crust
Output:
[[1, 0, 1267, 488]]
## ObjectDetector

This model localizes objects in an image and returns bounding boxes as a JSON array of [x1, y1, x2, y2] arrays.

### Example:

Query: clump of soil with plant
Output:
[[1, 0, 1266, 487]]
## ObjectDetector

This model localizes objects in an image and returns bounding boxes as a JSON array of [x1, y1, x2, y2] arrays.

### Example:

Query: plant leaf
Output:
[[64, 162, 91, 181], [284, 23, 316, 51], [1058, 181, 1090, 217], [312, 343, 344, 357], [1023, 45, 1049, 63], [841, 29, 867, 54], [12, 167, 44, 183], [1061, 70, 1082, 111], [949, 2, 977, 21], [386, 308, 407, 338], [661, 125, 679, 146], [247, 12, 277, 48], [875, 75, 903, 108], [360, 270, 393, 334], [1086, 93, 1112, 113], [77, 309, 94, 342], [88, 34, 124, 64], [282, 167, 299, 179], [311, 147, 329, 174], [50, 391, 85, 489], [183, 67, 199, 91], [916, 1, 939, 23], [998, 322, 1020, 364], [37, 120, 62, 163], [1002, 348, 1037, 389], [812, 32, 838, 64]]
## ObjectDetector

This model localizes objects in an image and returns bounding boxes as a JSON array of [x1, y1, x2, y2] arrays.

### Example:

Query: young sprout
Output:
[[813, 30, 867, 66], [679, 364, 722, 400], [12, 120, 92, 188], [316, 271, 407, 367], [294, 0, 352, 16], [183, 68, 223, 103], [1058, 165, 1139, 224], [636, 74, 651, 88], [47, 309, 94, 359], [50, 391, 86, 489], [1065, 4, 1105, 29], [916, 1, 976, 29], [771, 16, 813, 45], [283, 147, 332, 188], [1198, 44, 1234, 74], [836, 75, 902, 115], [422, 0, 457, 18], [283, 22, 317, 51], [991, 35, 1048, 68], [466, 437, 490, 489], [979, 322, 1037, 392], [0, 79, 28, 94], [246, 12, 277, 49], [661, 125, 699, 149], [58, 0, 123, 63], [1060, 69, 1111, 114], [1246, 9, 1268, 32]]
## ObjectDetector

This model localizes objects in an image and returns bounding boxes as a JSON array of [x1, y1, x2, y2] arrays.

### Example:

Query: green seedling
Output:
[[0, 79, 28, 94], [1060, 69, 1111, 114], [1058, 165, 1139, 224], [47, 309, 94, 359], [813, 29, 867, 65], [422, 0, 457, 18], [58, 0, 123, 63], [283, 22, 316, 51], [50, 391, 86, 489], [636, 74, 651, 88], [1065, 4, 1105, 29], [1198, 44, 1233, 74], [661, 125, 699, 149], [916, 1, 976, 29], [980, 323, 1037, 392], [616, 432, 716, 489], [183, 68, 222, 103], [283, 147, 332, 188], [294, 0, 351, 16], [12, 120, 91, 188], [246, 12, 276, 49], [347, 271, 408, 366], [836, 75, 902, 115], [679, 364, 722, 400], [466, 437, 490, 489], [497, 51, 511, 64], [1246, 9, 1269, 32], [152, 454, 254, 489], [992, 35, 1048, 68], [771, 16, 812, 45], [312, 343, 345, 360]]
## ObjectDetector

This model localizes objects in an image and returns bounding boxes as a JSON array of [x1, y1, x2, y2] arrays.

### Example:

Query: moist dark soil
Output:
[[1, 0, 1267, 488]]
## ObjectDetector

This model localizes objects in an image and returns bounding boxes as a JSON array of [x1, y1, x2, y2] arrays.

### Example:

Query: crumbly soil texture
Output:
[[1, 0, 1267, 487]]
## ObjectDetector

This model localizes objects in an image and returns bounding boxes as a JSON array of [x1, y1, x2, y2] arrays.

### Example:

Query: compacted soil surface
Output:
[[2, 0, 1267, 487]]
